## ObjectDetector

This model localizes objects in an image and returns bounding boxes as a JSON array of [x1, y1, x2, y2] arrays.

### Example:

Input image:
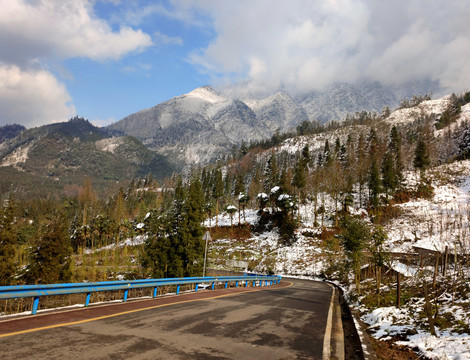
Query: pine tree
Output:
[[301, 144, 311, 167], [381, 151, 396, 196], [28, 213, 72, 284], [390, 126, 404, 188], [369, 156, 381, 208], [414, 138, 430, 171], [341, 215, 371, 294], [184, 176, 205, 276], [141, 212, 171, 278], [292, 155, 307, 195], [334, 137, 341, 159], [263, 152, 278, 192], [212, 166, 224, 228], [292, 154, 307, 218], [143, 176, 205, 278], [323, 140, 331, 165], [0, 195, 17, 285], [356, 133, 367, 207]]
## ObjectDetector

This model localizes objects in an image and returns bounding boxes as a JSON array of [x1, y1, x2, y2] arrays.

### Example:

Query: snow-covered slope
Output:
[[385, 161, 470, 254], [245, 91, 309, 131], [107, 86, 265, 168], [386, 98, 450, 126]]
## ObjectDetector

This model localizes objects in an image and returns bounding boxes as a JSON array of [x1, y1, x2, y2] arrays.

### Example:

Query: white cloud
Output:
[[0, 0, 153, 127], [178, 0, 470, 95], [0, 0, 152, 63], [0, 64, 75, 128]]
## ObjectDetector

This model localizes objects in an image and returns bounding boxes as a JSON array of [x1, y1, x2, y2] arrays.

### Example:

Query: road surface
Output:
[[0, 278, 333, 359]]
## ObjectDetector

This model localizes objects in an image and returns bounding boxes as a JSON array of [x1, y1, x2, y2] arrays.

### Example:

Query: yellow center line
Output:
[[0, 281, 293, 338]]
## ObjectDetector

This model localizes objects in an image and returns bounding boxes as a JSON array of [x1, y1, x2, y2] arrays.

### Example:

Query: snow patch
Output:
[[1, 143, 31, 167]]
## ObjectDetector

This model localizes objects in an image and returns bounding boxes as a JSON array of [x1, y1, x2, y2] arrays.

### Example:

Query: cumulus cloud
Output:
[[0, 64, 75, 128], [0, 0, 153, 127], [179, 0, 470, 95], [0, 0, 152, 64]]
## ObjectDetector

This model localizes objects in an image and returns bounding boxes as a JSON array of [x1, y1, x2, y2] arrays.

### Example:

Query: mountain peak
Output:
[[185, 86, 226, 104]]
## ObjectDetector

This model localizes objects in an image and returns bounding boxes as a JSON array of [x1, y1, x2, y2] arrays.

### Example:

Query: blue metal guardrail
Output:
[[0, 275, 282, 315]]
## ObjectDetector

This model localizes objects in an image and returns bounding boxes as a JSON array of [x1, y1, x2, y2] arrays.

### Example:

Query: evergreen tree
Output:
[[28, 213, 72, 284], [212, 166, 224, 228], [182, 176, 205, 276], [458, 122, 470, 159], [234, 172, 245, 198], [381, 151, 396, 196], [369, 156, 381, 208], [0, 195, 17, 285], [141, 212, 171, 278], [341, 216, 371, 294], [390, 126, 404, 187], [414, 138, 430, 172], [292, 155, 307, 195], [323, 140, 331, 165], [263, 152, 278, 192], [356, 133, 367, 207], [301, 144, 311, 167], [142, 176, 205, 278], [334, 137, 341, 159]]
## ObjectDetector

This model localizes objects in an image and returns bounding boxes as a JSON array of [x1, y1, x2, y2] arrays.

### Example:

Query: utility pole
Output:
[[202, 231, 212, 277]]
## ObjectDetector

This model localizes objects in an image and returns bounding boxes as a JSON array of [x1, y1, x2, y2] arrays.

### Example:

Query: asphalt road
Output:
[[0, 278, 333, 360]]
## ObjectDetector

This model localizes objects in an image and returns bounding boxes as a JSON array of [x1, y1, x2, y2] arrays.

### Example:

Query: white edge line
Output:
[[323, 284, 335, 360]]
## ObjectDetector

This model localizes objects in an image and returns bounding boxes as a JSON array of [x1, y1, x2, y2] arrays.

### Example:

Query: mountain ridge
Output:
[[107, 80, 442, 168]]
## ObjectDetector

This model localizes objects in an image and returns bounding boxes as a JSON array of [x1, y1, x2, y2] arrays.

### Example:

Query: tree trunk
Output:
[[423, 283, 437, 336]]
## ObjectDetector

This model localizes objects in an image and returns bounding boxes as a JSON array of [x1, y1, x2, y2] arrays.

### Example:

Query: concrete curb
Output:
[[349, 308, 378, 360], [325, 281, 377, 360], [332, 290, 345, 359], [323, 285, 335, 360]]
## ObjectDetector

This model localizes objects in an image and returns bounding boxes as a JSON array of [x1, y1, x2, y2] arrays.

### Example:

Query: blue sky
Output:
[[61, 2, 213, 126], [1, 0, 469, 128]]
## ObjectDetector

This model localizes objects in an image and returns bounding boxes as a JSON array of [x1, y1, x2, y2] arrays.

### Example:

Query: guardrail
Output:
[[0, 275, 282, 315]]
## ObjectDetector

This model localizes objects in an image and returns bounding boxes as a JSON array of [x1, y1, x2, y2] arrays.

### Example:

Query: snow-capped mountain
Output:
[[107, 86, 266, 168], [107, 81, 442, 168], [243, 91, 309, 131]]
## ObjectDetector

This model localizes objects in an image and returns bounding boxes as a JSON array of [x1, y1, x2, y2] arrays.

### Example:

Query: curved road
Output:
[[0, 278, 333, 359]]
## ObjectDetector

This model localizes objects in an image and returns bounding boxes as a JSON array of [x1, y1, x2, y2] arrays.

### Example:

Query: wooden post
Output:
[[396, 272, 401, 308], [432, 255, 439, 289], [443, 246, 449, 276]]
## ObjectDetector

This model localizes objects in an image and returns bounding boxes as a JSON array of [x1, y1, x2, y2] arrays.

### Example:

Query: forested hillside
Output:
[[1, 91, 470, 357]]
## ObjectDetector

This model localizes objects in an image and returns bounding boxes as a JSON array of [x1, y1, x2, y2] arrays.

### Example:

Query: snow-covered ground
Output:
[[206, 160, 470, 359], [361, 299, 470, 360], [386, 161, 470, 255]]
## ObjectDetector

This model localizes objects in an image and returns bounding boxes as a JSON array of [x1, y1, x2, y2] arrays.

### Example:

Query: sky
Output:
[[0, 0, 469, 129]]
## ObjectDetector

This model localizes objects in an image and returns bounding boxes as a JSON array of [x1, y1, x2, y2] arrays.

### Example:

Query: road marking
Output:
[[322, 283, 335, 360], [0, 281, 293, 338]]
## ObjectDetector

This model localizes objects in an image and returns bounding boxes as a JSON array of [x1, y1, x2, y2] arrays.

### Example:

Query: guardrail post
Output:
[[85, 293, 91, 307], [195, 284, 199, 292], [32, 296, 40, 315], [270, 280, 273, 286], [176, 285, 180, 295], [211, 282, 215, 290], [259, 280, 262, 287], [153, 286, 158, 298], [245, 281, 248, 287], [123, 289, 129, 302], [235, 281, 238, 288], [224, 281, 228, 289], [265, 280, 268, 286], [252, 280, 256, 287]]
